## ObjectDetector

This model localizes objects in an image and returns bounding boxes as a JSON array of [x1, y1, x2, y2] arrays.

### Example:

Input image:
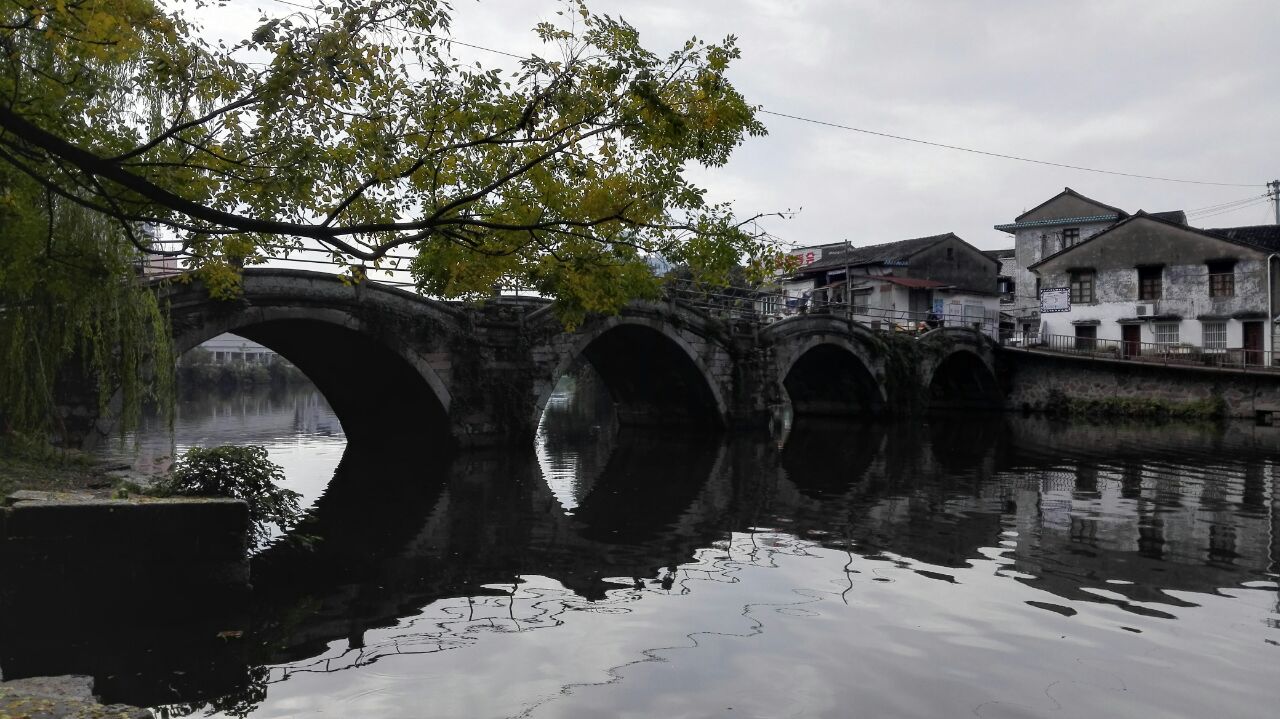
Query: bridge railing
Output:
[[662, 279, 1002, 339], [1004, 331, 1280, 373], [136, 244, 1005, 338]]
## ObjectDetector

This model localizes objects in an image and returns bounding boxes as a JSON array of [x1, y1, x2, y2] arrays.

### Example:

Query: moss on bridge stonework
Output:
[[869, 332, 928, 412], [1043, 390, 1228, 420]]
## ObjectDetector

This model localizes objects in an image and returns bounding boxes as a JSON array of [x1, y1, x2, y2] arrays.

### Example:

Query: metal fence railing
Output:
[[1002, 331, 1280, 373], [662, 279, 1001, 339]]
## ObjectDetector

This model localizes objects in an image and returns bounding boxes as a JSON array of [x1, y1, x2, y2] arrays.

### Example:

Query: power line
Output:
[[259, 0, 1261, 190], [758, 110, 1260, 188], [1186, 193, 1271, 215], [1191, 197, 1272, 221]]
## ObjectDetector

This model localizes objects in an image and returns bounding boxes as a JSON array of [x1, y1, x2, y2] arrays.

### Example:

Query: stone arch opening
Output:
[[783, 343, 885, 417], [180, 317, 452, 446], [927, 351, 1001, 411], [549, 323, 726, 431]]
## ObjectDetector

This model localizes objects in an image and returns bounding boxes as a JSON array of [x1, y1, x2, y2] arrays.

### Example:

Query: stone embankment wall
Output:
[[1001, 350, 1280, 418], [0, 495, 249, 620], [0, 495, 251, 701]]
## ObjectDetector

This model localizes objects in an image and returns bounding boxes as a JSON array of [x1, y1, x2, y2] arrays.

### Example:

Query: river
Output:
[[13, 379, 1280, 718]]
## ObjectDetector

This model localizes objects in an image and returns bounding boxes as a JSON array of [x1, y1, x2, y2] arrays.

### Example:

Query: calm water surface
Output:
[[18, 381, 1280, 717]]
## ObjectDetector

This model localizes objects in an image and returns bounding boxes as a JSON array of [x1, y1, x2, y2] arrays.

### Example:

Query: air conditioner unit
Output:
[[1135, 303, 1155, 317]]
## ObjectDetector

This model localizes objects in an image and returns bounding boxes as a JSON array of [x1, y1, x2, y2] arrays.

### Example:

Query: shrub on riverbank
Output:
[[154, 445, 302, 550]]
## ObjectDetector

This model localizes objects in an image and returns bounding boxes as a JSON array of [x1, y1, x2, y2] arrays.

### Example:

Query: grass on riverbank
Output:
[[0, 434, 123, 498]]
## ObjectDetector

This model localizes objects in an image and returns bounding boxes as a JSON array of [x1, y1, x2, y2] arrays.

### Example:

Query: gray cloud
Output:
[[209, 0, 1280, 250]]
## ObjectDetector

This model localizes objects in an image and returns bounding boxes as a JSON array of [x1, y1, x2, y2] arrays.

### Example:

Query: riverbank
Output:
[[0, 437, 131, 498], [0, 675, 150, 719]]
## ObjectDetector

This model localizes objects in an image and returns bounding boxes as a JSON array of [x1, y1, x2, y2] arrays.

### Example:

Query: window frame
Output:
[[1202, 321, 1227, 351], [1207, 261, 1235, 298], [1062, 227, 1080, 247], [1137, 266, 1162, 301], [1154, 322, 1179, 346], [1069, 269, 1095, 305]]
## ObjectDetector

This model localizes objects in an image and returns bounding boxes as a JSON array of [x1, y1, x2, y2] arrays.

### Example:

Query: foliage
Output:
[[177, 347, 307, 389], [1044, 389, 1227, 420], [0, 0, 779, 327], [0, 158, 175, 440], [157, 445, 302, 550]]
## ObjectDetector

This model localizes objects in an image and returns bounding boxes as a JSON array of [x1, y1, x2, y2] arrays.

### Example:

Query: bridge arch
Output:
[[161, 270, 461, 445], [765, 317, 887, 417], [918, 329, 1001, 411], [530, 312, 730, 432]]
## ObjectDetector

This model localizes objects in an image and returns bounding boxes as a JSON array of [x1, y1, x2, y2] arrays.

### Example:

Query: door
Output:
[[1243, 321, 1264, 365], [1122, 324, 1141, 359]]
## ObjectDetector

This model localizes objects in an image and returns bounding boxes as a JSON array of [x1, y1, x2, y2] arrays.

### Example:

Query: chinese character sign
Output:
[[1040, 287, 1071, 313], [788, 248, 823, 267]]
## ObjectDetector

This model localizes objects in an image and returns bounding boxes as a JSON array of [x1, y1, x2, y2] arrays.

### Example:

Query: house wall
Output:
[[1034, 219, 1272, 352], [905, 235, 998, 294], [1012, 222, 1113, 310], [1020, 195, 1117, 223]]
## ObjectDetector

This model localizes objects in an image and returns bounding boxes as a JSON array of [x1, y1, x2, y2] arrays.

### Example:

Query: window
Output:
[[1069, 270, 1095, 304], [1154, 323, 1179, 346], [851, 289, 871, 314], [1137, 266, 1162, 301], [1203, 321, 1227, 351], [946, 247, 954, 260], [1208, 261, 1235, 298], [1074, 325, 1097, 350], [1063, 228, 1080, 247], [1040, 233, 1053, 258], [964, 304, 986, 328]]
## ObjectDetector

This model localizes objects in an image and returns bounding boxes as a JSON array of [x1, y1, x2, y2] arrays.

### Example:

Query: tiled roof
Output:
[[801, 234, 953, 272], [1204, 224, 1280, 252], [994, 214, 1120, 232], [1148, 210, 1187, 225]]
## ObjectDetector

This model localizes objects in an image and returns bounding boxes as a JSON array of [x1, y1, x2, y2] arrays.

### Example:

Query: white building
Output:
[[994, 188, 1187, 336], [198, 333, 279, 364], [1029, 212, 1280, 362]]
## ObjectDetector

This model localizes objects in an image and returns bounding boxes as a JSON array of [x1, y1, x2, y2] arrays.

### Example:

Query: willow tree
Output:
[[0, 2, 180, 440], [0, 164, 175, 440]]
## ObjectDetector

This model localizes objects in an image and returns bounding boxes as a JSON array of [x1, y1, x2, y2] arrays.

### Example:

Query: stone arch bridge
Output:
[[129, 269, 999, 448]]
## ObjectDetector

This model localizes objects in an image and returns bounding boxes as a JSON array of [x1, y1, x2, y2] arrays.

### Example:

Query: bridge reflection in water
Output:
[[4, 382, 1278, 718]]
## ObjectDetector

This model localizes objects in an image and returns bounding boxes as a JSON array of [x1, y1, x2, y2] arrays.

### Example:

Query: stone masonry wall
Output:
[[0, 496, 250, 611], [1001, 350, 1280, 418]]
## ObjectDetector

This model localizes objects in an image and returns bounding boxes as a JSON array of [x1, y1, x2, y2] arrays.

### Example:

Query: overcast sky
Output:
[[202, 0, 1280, 252]]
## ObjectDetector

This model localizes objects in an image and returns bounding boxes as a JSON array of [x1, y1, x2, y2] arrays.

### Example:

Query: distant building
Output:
[[983, 248, 1017, 305], [772, 233, 1000, 333], [198, 333, 279, 365]]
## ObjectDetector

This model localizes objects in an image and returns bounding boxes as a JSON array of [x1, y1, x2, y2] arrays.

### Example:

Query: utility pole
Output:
[[1269, 179, 1280, 225], [839, 236, 849, 317]]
